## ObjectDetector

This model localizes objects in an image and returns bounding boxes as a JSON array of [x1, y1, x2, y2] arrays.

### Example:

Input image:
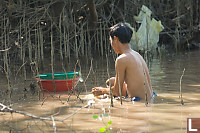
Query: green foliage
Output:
[[93, 115, 98, 119], [93, 114, 112, 133], [106, 130, 111, 133], [100, 113, 109, 117], [108, 120, 112, 125], [99, 128, 106, 132]]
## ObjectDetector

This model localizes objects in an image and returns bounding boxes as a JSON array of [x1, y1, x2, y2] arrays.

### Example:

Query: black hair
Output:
[[109, 23, 133, 44]]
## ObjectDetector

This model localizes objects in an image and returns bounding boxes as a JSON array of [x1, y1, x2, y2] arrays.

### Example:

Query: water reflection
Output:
[[0, 50, 200, 132]]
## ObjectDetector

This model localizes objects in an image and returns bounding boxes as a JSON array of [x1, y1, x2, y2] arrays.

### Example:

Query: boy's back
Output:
[[117, 49, 153, 101]]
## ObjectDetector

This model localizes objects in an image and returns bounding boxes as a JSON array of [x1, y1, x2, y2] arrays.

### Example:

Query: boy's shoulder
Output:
[[116, 53, 133, 63], [117, 51, 137, 60], [116, 51, 139, 65], [117, 54, 127, 59], [116, 54, 128, 63]]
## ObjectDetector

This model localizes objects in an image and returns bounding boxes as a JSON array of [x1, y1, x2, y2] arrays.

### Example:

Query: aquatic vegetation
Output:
[[93, 114, 112, 133]]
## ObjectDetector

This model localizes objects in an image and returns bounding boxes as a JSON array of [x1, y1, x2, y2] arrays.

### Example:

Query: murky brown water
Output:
[[0, 50, 200, 133]]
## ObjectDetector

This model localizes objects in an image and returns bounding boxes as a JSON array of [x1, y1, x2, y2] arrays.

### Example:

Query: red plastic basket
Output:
[[36, 77, 79, 92]]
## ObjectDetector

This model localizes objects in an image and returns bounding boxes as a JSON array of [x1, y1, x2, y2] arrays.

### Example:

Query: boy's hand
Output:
[[92, 87, 108, 96]]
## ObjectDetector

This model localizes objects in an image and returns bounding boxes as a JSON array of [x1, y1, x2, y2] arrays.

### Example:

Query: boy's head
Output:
[[109, 23, 133, 44]]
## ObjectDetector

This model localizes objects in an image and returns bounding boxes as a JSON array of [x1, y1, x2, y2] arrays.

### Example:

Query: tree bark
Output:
[[50, 1, 65, 24], [87, 0, 98, 28]]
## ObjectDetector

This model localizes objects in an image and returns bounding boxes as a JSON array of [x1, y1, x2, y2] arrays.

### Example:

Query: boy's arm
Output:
[[112, 57, 126, 96], [92, 87, 110, 96]]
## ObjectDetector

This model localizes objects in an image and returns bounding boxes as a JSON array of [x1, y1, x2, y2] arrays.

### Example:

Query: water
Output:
[[0, 50, 200, 132]]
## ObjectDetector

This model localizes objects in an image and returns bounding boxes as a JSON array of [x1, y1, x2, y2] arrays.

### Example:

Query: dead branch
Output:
[[51, 115, 56, 133], [0, 47, 11, 52], [179, 68, 185, 106], [60, 104, 89, 121], [41, 97, 48, 106], [96, 0, 110, 8], [40, 92, 65, 106], [15, 61, 27, 77], [0, 103, 89, 122], [0, 103, 51, 121], [106, 53, 113, 107], [0, 41, 20, 52]]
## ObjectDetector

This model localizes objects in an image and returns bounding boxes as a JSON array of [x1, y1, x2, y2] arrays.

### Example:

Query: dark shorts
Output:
[[131, 92, 157, 101]]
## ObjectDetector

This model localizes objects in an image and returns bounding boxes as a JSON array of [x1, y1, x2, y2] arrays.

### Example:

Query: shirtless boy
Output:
[[92, 23, 153, 102]]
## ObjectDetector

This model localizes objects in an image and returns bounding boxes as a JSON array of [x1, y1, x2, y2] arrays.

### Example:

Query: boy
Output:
[[92, 23, 153, 102]]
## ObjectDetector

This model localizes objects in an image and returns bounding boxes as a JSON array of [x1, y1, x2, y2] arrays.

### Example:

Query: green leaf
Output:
[[105, 125, 108, 129], [106, 130, 111, 133], [93, 115, 98, 119], [108, 120, 112, 125], [100, 113, 109, 117], [99, 128, 106, 132]]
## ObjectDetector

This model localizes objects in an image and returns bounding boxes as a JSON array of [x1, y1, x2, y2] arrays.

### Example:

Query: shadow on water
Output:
[[0, 50, 200, 132]]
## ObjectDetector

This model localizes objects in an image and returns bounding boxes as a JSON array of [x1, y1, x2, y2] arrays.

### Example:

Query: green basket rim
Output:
[[36, 72, 79, 79]]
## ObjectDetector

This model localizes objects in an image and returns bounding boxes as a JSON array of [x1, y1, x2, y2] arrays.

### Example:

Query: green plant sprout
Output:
[[93, 114, 112, 133]]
